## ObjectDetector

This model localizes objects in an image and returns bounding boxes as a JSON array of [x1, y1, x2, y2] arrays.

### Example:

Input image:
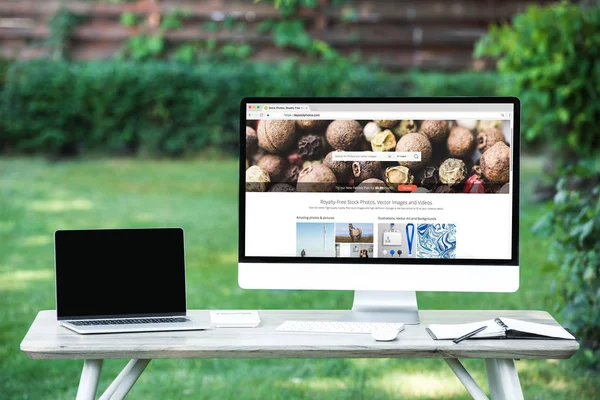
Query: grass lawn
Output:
[[1, 156, 598, 399]]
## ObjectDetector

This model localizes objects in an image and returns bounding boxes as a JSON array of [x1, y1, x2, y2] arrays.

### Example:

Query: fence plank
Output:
[[327, 0, 555, 22]]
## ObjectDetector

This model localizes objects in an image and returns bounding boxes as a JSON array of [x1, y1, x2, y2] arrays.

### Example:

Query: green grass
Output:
[[1, 156, 598, 399]]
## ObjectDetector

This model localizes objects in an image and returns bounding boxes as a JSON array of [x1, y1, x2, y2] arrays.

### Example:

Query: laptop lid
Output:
[[55, 228, 187, 320]]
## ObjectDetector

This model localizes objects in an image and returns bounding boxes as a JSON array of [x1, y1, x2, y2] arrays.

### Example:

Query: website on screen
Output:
[[244, 103, 514, 261]]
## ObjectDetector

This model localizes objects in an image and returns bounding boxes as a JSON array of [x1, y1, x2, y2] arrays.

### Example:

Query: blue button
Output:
[[390, 250, 395, 256]]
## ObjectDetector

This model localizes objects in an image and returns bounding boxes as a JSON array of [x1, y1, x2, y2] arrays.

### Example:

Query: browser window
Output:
[[244, 103, 514, 261]]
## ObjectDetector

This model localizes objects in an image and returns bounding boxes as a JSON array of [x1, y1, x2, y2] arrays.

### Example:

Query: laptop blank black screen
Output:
[[55, 228, 186, 320]]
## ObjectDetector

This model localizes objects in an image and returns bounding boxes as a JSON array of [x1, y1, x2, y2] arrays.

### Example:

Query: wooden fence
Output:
[[0, 0, 556, 70]]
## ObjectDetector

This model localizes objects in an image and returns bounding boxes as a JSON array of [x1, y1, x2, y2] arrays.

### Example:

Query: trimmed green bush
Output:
[[0, 60, 391, 155], [408, 71, 506, 98], [0, 60, 500, 156]]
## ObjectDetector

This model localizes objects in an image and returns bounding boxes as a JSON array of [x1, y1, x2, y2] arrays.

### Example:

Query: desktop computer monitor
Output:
[[239, 97, 520, 324]]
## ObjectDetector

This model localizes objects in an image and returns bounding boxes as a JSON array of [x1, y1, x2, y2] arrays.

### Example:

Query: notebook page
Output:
[[427, 319, 505, 340], [499, 318, 575, 340]]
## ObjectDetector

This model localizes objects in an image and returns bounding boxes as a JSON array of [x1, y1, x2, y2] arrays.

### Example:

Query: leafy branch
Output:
[[256, 0, 349, 61], [112, 0, 352, 63], [47, 7, 84, 60], [118, 4, 191, 61]]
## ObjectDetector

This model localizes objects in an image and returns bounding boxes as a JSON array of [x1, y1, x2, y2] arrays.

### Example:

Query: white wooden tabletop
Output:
[[21, 310, 579, 361]]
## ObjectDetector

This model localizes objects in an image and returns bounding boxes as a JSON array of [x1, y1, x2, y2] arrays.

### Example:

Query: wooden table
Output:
[[21, 310, 579, 400]]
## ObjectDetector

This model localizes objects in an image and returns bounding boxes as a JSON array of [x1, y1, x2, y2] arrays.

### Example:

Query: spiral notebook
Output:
[[426, 317, 575, 340]]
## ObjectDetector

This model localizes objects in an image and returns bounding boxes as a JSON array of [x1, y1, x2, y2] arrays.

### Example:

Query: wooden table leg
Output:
[[444, 358, 489, 400], [485, 359, 524, 400], [76, 359, 103, 400], [98, 359, 151, 400]]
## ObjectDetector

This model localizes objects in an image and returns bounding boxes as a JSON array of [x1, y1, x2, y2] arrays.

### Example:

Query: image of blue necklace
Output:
[[406, 223, 415, 255]]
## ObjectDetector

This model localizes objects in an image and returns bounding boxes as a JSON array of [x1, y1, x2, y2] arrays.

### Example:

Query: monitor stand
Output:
[[341, 290, 420, 324]]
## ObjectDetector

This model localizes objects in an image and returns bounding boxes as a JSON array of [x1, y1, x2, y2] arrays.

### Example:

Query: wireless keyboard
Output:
[[276, 320, 405, 334]]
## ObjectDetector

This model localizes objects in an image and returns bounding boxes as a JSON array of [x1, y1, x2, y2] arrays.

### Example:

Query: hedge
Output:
[[0, 60, 502, 156]]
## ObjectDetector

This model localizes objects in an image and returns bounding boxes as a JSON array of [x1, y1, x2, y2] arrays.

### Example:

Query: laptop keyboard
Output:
[[68, 317, 189, 326]]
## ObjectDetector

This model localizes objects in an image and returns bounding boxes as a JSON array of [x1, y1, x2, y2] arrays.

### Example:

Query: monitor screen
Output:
[[55, 228, 186, 319], [241, 99, 518, 265]]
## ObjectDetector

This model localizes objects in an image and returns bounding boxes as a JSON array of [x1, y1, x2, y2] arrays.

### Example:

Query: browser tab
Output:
[[264, 104, 311, 111]]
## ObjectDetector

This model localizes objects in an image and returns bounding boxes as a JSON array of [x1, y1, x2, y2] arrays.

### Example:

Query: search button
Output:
[[397, 184, 418, 192]]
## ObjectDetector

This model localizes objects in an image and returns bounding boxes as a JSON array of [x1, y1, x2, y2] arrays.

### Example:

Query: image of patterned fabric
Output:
[[416, 224, 456, 258]]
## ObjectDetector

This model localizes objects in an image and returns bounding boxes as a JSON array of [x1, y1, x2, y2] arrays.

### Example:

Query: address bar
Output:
[[249, 112, 508, 119]]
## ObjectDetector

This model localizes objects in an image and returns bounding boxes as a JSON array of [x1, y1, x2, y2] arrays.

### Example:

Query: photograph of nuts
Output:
[[246, 119, 511, 193]]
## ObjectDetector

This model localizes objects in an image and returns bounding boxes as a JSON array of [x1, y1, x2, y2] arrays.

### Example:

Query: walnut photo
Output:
[[245, 119, 510, 193]]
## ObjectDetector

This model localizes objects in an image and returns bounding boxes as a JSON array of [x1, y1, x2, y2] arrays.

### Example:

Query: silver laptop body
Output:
[[59, 316, 208, 335]]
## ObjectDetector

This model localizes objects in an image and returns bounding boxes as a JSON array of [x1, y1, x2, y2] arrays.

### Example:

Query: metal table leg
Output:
[[76, 359, 103, 400], [485, 359, 524, 400]]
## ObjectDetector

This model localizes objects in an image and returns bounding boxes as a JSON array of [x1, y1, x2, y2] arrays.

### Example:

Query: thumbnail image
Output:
[[334, 223, 374, 243], [246, 119, 511, 193], [417, 224, 456, 259], [335, 243, 374, 258], [377, 223, 417, 259], [296, 223, 335, 257]]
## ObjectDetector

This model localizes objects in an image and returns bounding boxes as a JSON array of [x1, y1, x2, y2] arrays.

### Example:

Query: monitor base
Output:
[[341, 290, 420, 324]]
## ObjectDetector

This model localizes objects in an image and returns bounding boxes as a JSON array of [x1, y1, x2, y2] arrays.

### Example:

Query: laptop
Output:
[[55, 228, 209, 334]]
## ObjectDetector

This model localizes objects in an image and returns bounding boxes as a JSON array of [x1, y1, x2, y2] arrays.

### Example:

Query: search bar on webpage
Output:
[[331, 152, 422, 162]]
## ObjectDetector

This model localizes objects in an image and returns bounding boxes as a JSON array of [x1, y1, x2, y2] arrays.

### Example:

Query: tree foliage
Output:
[[475, 2, 600, 156]]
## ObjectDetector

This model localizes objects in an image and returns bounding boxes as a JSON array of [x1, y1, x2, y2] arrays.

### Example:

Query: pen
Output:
[[453, 326, 487, 344]]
